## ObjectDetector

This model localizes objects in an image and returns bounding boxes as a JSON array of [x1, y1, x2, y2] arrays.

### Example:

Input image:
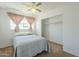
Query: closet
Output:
[[42, 15, 63, 55]]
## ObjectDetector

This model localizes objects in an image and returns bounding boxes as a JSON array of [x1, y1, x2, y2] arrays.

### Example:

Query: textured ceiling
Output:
[[0, 2, 79, 16]]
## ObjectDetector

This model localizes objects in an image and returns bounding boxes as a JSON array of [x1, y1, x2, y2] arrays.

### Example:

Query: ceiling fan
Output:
[[22, 2, 42, 13]]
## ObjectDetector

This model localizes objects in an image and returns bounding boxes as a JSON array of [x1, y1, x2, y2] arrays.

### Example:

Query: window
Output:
[[10, 17, 30, 30], [19, 18, 30, 29]]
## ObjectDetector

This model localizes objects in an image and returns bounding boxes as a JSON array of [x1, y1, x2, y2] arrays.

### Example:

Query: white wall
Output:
[[35, 16, 42, 36], [63, 6, 79, 56], [0, 8, 14, 48]]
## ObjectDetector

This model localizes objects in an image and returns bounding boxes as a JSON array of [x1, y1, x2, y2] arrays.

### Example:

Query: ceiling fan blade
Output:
[[36, 9, 41, 12], [36, 2, 41, 6]]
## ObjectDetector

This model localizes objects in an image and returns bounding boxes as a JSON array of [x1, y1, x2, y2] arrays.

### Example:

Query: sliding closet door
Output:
[[42, 15, 63, 45], [49, 22, 62, 45], [49, 15, 63, 44]]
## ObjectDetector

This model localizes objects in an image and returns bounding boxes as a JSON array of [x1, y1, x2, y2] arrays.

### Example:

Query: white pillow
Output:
[[15, 32, 33, 36]]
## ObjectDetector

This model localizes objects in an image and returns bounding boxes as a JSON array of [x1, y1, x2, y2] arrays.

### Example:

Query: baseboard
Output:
[[0, 44, 12, 49], [48, 40, 63, 47], [63, 51, 77, 57]]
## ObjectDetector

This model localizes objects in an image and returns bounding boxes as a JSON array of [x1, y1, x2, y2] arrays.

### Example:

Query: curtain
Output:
[[25, 16, 35, 32], [8, 12, 24, 32]]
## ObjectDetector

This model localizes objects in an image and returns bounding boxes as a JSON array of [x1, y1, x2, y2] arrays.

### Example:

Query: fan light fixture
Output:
[[22, 2, 42, 13], [31, 8, 37, 13]]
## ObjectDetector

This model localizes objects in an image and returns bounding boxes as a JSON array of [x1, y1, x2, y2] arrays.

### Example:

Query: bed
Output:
[[13, 34, 48, 57]]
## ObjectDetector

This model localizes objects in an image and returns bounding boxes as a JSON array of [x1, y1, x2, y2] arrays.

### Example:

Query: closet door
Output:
[[49, 15, 63, 45], [42, 15, 63, 45], [49, 21, 63, 44]]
